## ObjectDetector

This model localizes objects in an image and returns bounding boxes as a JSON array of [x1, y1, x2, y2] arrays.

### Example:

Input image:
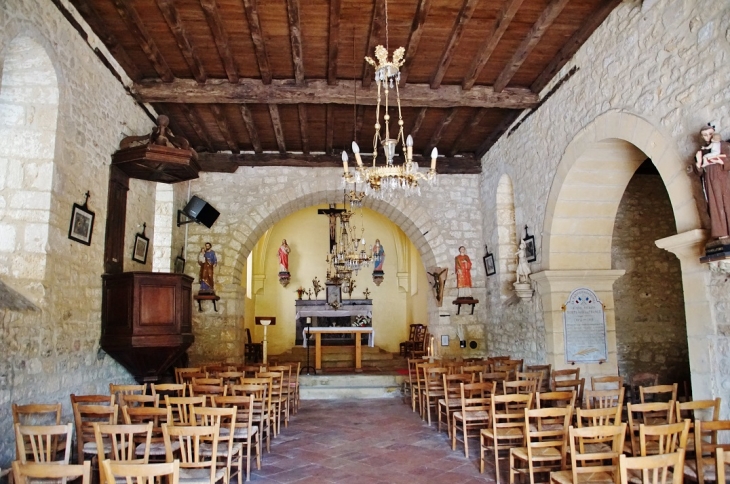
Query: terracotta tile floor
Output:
[[250, 399, 501, 483]]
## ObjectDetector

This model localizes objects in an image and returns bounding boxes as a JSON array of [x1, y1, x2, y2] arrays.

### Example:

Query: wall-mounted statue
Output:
[[372, 239, 385, 286], [454, 246, 472, 298], [198, 242, 217, 294], [278, 239, 291, 287], [514, 239, 533, 299], [694, 123, 730, 240], [427, 267, 448, 307]]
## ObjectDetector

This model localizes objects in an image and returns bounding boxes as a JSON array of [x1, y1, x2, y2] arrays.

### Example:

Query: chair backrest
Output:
[[491, 393, 533, 427], [121, 405, 173, 453], [585, 387, 624, 410], [257, 371, 283, 395], [101, 459, 179, 484], [638, 420, 690, 457], [619, 450, 684, 484], [591, 375, 624, 391], [551, 368, 579, 384], [189, 383, 227, 406], [524, 406, 571, 468], [576, 406, 622, 428], [12, 404, 64, 461], [13, 461, 91, 484], [162, 423, 220, 481], [516, 371, 543, 392], [480, 371, 509, 386], [151, 383, 187, 398], [120, 394, 160, 409], [178, 370, 208, 385], [14, 423, 73, 464], [525, 364, 552, 392], [552, 378, 585, 404], [424, 367, 447, 395], [626, 402, 676, 456], [164, 395, 206, 425], [70, 397, 118, 464], [675, 398, 721, 423], [109, 383, 147, 401], [693, 419, 730, 484], [502, 379, 537, 396], [459, 381, 494, 418], [213, 395, 255, 439], [639, 384, 677, 403], [536, 391, 576, 410], [631, 372, 659, 388], [568, 424, 626, 483], [191, 406, 236, 456], [493, 359, 522, 378], [93, 422, 152, 473], [175, 367, 204, 384], [717, 448, 730, 484]]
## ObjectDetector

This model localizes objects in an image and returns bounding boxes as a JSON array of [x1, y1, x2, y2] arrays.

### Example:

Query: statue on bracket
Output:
[[693, 123, 730, 252], [453, 246, 479, 314], [514, 239, 533, 300], [427, 267, 448, 307], [198, 242, 217, 295], [278, 239, 291, 287], [372, 239, 385, 286]]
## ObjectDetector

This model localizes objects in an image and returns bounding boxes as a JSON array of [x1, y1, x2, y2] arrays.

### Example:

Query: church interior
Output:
[[1, 0, 729, 480]]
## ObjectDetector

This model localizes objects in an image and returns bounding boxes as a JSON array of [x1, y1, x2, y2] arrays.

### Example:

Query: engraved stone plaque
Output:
[[563, 287, 607, 363]]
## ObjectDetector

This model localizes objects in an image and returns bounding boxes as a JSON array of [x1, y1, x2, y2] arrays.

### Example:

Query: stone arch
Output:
[[496, 174, 517, 298], [0, 34, 59, 302]]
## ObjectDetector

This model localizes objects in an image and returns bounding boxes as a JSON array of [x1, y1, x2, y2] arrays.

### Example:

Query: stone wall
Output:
[[0, 0, 154, 467], [612, 172, 689, 387]]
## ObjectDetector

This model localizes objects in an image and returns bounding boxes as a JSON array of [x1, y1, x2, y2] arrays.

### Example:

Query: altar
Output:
[[294, 299, 372, 346]]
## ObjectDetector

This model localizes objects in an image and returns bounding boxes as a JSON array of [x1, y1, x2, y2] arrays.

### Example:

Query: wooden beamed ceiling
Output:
[[68, 0, 621, 174]]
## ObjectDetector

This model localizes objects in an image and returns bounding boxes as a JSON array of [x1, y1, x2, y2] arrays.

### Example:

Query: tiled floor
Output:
[[250, 399, 499, 483]]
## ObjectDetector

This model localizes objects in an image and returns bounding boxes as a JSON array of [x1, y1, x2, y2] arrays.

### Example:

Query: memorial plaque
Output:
[[563, 288, 607, 363]]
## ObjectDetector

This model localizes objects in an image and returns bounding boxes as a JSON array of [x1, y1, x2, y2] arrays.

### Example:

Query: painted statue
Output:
[[694, 123, 730, 239], [198, 242, 217, 294], [372, 239, 385, 272], [278, 239, 291, 273], [454, 246, 472, 298]]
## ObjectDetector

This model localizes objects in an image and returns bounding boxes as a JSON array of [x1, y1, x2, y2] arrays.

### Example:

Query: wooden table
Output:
[[302, 327, 374, 373]]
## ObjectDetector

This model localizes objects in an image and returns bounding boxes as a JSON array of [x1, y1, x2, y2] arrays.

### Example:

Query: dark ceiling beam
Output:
[[423, 108, 457, 156], [298, 105, 310, 154], [475, 110, 522, 159], [210, 104, 239, 153], [531, 0, 621, 93], [239, 104, 262, 154], [448, 107, 487, 156], [430, 0, 480, 89], [409, 107, 427, 139], [200, 0, 239, 83], [285, 0, 305, 84], [178, 104, 214, 152], [135, 79, 539, 109], [325, 105, 334, 156], [362, 0, 385, 88], [493, 0, 570, 93], [327, 0, 342, 85], [68, 0, 141, 81], [268, 105, 287, 154], [198, 152, 481, 174], [399, 0, 432, 87], [156, 0, 207, 83], [242, 0, 271, 84], [109, 0, 174, 82], [462, 0, 524, 91]]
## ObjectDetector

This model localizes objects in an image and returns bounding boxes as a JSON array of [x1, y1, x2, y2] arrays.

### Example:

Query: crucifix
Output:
[[317, 203, 346, 253]]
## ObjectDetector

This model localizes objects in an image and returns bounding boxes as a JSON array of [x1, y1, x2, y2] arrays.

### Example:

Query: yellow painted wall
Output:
[[243, 204, 428, 354]]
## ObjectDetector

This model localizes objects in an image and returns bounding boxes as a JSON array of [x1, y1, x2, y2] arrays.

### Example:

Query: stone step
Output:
[[299, 374, 405, 400]]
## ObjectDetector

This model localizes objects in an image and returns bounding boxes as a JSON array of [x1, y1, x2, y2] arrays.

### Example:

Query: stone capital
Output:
[[655, 229, 708, 261], [530, 269, 626, 294]]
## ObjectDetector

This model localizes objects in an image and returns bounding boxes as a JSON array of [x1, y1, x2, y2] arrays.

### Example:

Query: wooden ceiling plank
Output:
[[531, 0, 621, 93], [430, 0, 480, 89], [448, 107, 487, 156], [326, 105, 334, 156], [239, 104, 262, 154], [68, 0, 142, 81], [242, 0, 272, 85], [475, 110, 522, 158], [156, 0, 207, 83], [423, 108, 457, 156], [408, 107, 427, 139], [462, 0, 525, 91], [327, 0, 342, 85], [200, 0, 240, 83], [399, 0, 433, 87], [210, 104, 239, 153], [134, 79, 539, 109], [298, 105, 310, 154], [492, 0, 571, 93], [198, 152, 481, 174], [109, 0, 174, 82], [362, 0, 385, 88], [268, 104, 287, 154], [286, 0, 305, 84], [179, 104, 214, 152]]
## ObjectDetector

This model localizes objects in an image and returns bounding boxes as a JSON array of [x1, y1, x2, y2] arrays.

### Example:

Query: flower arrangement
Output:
[[352, 315, 371, 327], [296, 286, 305, 299]]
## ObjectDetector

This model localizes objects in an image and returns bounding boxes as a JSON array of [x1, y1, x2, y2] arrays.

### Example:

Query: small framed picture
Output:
[[68, 203, 95, 246], [174, 256, 186, 274], [441, 335, 449, 346], [523, 235, 536, 263], [326, 284, 342, 307], [483, 247, 496, 276], [132, 233, 149, 264]]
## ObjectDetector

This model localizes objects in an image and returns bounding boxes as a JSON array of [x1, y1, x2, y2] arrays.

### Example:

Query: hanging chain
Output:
[[384, 0, 389, 52]]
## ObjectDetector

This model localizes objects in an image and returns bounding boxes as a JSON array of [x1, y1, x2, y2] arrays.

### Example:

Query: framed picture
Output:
[[68, 203, 95, 246], [326, 284, 342, 307], [441, 335, 449, 346], [174, 256, 186, 274], [132, 233, 149, 264], [523, 235, 537, 263], [483, 248, 496, 276]]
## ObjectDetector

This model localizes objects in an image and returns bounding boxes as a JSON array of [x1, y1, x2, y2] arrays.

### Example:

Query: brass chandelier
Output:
[[341, 0, 438, 200], [325, 191, 371, 285]]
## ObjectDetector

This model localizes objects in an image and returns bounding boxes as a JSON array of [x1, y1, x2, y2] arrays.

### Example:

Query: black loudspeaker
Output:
[[182, 196, 219, 228]]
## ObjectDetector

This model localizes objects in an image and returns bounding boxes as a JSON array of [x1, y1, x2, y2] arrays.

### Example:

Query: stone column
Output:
[[655, 229, 717, 402], [530, 270, 625, 383]]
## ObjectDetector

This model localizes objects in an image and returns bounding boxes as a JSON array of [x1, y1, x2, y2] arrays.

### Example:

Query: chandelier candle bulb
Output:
[[407, 135, 413, 160], [352, 142, 363, 166], [431, 147, 438, 172], [342, 151, 349, 173]]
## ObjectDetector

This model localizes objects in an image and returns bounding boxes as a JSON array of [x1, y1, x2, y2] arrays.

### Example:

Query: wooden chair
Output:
[[716, 448, 730, 484], [438, 373, 474, 437], [480, 393, 533, 483], [177, 369, 209, 386], [415, 361, 439, 419], [164, 395, 206, 425], [70, 395, 117, 465], [12, 461, 91, 484], [584, 388, 624, 410], [257, 371, 288, 434], [685, 419, 730, 484], [553, 378, 585, 406], [676, 398, 721, 454], [494, 359, 523, 379], [120, 394, 160, 409], [163, 422, 226, 484], [551, 368, 579, 390], [193, 406, 244, 484], [619, 450, 685, 484], [629, 373, 659, 404], [481, 371, 510, 388], [510, 406, 571, 484], [151, 383, 186, 398], [526, 364, 552, 393], [405, 358, 420, 412], [639, 384, 678, 404], [517, 371, 544, 395], [14, 423, 73, 464], [422, 366, 447, 425], [213, 395, 261, 482], [536, 391, 576, 410], [93, 422, 152, 484], [451, 381, 493, 458], [399, 324, 421, 356], [109, 383, 147, 402], [503, 379, 538, 397], [282, 362, 301, 415], [626, 402, 676, 456], [244, 328, 263, 364], [12, 403, 65, 461], [101, 458, 180, 484], [268, 365, 293, 425], [190, 382, 228, 407], [230, 383, 271, 454], [550, 424, 626, 484], [591, 375, 624, 391], [575, 407, 623, 454], [122, 405, 177, 462], [175, 367, 204, 384], [637, 420, 690, 457]]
